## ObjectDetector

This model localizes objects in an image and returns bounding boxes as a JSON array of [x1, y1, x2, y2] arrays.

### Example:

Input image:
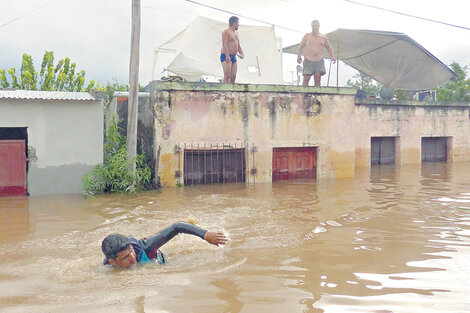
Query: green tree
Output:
[[434, 62, 470, 102], [0, 69, 9, 88], [0, 51, 95, 91], [347, 72, 383, 96]]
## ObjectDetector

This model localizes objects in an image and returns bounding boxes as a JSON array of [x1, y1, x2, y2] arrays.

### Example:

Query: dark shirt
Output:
[[103, 222, 207, 265]]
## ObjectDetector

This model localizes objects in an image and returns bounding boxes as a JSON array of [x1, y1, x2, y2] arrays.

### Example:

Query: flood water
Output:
[[1, 163, 469, 313]]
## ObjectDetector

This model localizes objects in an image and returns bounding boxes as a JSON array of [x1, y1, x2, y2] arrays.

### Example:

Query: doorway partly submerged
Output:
[[0, 127, 28, 197], [272, 147, 317, 181]]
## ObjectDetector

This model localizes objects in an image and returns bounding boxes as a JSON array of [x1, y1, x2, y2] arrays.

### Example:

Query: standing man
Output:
[[221, 16, 244, 83], [297, 20, 336, 87]]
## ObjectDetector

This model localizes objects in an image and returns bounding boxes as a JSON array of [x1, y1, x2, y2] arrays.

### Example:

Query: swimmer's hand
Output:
[[237, 53, 244, 59], [204, 231, 228, 246]]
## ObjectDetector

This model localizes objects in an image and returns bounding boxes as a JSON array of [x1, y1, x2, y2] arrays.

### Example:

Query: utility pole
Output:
[[127, 0, 141, 173]]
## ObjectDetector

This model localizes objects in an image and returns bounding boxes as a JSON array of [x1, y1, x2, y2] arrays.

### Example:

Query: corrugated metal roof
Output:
[[0, 90, 97, 101]]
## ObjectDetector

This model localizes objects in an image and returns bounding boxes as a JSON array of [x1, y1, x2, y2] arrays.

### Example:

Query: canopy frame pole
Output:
[[336, 61, 339, 88], [336, 43, 340, 88], [327, 59, 332, 87]]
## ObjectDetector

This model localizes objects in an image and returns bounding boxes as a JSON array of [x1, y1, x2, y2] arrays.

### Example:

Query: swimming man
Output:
[[102, 222, 228, 268]]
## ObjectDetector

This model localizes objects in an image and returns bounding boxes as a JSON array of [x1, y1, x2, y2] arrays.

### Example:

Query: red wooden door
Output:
[[273, 147, 317, 181], [0, 140, 27, 197]]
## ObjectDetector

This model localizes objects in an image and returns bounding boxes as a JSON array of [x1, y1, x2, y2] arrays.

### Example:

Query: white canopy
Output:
[[283, 29, 456, 90], [153, 16, 283, 84]]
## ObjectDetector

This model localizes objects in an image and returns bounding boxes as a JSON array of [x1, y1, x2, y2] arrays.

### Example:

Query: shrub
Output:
[[83, 118, 151, 197]]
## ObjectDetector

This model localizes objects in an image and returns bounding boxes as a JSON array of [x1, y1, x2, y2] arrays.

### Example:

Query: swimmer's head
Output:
[[102, 234, 137, 268]]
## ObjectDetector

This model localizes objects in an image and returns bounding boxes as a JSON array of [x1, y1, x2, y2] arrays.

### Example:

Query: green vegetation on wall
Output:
[[83, 117, 151, 197]]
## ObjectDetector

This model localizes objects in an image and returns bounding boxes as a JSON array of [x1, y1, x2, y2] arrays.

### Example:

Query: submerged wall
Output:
[[147, 81, 357, 186], [141, 82, 470, 187], [355, 99, 470, 166]]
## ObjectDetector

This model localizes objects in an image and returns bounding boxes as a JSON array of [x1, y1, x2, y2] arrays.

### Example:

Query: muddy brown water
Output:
[[1, 163, 469, 313]]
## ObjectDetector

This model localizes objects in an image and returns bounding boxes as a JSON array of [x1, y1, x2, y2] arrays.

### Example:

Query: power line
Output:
[[181, 0, 304, 33], [0, 0, 58, 29], [182, 0, 470, 33], [343, 0, 470, 31]]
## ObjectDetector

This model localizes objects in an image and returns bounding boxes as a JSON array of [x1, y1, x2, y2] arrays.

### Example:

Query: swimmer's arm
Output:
[[141, 222, 227, 251]]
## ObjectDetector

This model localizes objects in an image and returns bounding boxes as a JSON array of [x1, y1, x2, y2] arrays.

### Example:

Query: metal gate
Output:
[[422, 137, 447, 162], [184, 146, 246, 185], [272, 147, 317, 181], [371, 137, 396, 165], [0, 140, 27, 197]]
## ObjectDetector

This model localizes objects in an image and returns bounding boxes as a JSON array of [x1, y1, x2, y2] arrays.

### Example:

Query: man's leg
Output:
[[222, 61, 231, 83], [302, 75, 311, 86], [313, 73, 321, 87], [230, 62, 238, 83]]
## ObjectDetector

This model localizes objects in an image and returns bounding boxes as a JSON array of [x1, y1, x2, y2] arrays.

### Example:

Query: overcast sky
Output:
[[1, 0, 469, 87]]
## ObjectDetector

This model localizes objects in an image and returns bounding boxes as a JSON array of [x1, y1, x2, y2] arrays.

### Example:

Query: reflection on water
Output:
[[0, 197, 29, 243], [1, 163, 469, 312]]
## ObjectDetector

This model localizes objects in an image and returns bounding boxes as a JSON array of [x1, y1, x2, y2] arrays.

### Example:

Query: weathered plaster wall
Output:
[[355, 100, 470, 166], [0, 99, 103, 195], [148, 82, 357, 186]]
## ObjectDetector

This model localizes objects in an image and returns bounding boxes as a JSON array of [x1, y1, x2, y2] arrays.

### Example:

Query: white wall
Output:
[[0, 99, 103, 195]]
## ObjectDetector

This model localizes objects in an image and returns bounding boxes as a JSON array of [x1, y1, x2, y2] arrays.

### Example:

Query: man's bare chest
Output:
[[228, 32, 238, 43], [305, 35, 325, 47]]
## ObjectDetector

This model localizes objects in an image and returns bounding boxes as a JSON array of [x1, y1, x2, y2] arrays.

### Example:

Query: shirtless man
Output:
[[221, 16, 244, 83], [297, 20, 336, 87]]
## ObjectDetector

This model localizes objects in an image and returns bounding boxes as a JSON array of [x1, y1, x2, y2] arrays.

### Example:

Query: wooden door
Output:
[[273, 147, 317, 181], [0, 140, 27, 197]]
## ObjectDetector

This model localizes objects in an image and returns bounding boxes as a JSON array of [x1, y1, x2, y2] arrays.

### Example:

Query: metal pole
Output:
[[222, 142, 225, 184], [197, 143, 200, 184], [244, 143, 247, 183], [203, 142, 206, 184], [210, 143, 213, 184], [191, 143, 194, 185], [327, 59, 332, 87], [336, 60, 339, 88], [336, 43, 340, 88], [234, 143, 236, 183]]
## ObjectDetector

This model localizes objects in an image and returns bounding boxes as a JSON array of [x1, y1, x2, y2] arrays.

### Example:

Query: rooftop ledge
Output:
[[356, 98, 470, 108], [146, 80, 357, 95]]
